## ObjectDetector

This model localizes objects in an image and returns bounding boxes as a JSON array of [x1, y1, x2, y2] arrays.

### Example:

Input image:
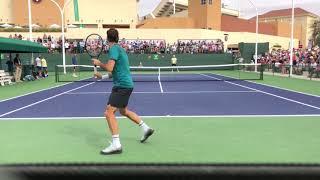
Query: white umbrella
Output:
[[0, 23, 12, 28], [49, 24, 60, 28], [67, 24, 78, 28], [31, 24, 40, 28], [13, 25, 22, 29]]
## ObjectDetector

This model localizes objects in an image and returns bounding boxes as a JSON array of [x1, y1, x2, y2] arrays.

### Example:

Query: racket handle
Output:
[[94, 65, 97, 74]]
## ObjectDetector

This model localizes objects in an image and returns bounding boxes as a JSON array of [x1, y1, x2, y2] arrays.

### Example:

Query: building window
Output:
[[201, 0, 206, 5], [209, 0, 212, 4]]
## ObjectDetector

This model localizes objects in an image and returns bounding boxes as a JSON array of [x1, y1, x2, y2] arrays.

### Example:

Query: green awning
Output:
[[0, 37, 48, 53]]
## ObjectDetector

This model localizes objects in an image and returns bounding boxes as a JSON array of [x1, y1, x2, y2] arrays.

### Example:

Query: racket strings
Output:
[[85, 35, 104, 57]]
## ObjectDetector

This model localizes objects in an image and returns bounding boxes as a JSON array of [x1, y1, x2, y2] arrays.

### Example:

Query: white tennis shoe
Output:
[[140, 128, 155, 143], [100, 142, 122, 155]]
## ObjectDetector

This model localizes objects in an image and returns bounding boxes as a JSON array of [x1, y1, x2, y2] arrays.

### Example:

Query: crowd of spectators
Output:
[[5, 33, 320, 79], [119, 39, 166, 54], [8, 34, 225, 55], [177, 40, 224, 54], [8, 34, 23, 40], [8, 34, 85, 54], [118, 39, 224, 54], [117, 39, 224, 54], [35, 34, 86, 54], [259, 48, 320, 78]]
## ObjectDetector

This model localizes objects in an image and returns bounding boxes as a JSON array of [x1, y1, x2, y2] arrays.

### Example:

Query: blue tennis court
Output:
[[0, 73, 319, 119]]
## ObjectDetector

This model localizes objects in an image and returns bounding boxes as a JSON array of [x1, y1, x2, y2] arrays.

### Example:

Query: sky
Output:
[[138, 0, 320, 19]]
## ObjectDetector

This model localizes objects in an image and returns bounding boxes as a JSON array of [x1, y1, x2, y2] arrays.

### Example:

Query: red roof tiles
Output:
[[221, 15, 277, 35]]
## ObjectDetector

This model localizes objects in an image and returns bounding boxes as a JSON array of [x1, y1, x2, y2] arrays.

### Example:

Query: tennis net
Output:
[[55, 63, 264, 82]]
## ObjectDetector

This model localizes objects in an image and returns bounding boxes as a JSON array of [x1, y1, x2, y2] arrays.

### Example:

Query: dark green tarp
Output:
[[0, 37, 48, 53], [238, 42, 269, 63]]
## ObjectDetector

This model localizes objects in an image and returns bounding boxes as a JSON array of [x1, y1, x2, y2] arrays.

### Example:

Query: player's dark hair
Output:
[[107, 28, 119, 43]]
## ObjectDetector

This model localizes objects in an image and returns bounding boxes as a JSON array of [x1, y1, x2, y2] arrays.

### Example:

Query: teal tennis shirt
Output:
[[108, 44, 134, 88]]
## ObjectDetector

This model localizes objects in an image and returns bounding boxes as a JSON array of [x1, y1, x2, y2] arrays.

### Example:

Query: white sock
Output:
[[139, 121, 150, 133], [112, 134, 121, 148]]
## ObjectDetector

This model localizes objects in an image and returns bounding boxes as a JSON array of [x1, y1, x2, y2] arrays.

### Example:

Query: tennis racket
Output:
[[85, 34, 104, 77]]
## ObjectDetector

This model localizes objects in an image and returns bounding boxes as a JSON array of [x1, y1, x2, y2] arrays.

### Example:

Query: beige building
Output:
[[253, 8, 319, 48], [7, 0, 138, 29], [143, 0, 239, 19], [139, 1, 318, 48], [64, 0, 138, 29], [0, 0, 13, 24], [139, 0, 223, 30]]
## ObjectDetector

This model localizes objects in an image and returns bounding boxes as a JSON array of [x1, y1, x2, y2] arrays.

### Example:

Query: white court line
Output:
[[0, 82, 74, 103], [1, 114, 320, 121], [0, 82, 96, 118], [207, 71, 320, 98], [158, 71, 164, 93], [199, 74, 320, 110], [246, 80, 320, 98], [66, 90, 258, 95], [158, 81, 163, 93]]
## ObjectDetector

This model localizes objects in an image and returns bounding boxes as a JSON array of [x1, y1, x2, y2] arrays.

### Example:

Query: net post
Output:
[[238, 64, 241, 80]]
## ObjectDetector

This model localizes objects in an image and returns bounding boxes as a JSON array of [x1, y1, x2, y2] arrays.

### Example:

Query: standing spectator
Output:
[[13, 54, 22, 82], [172, 43, 177, 54], [35, 56, 42, 78], [37, 37, 42, 43], [5, 54, 14, 76], [65, 41, 70, 52], [50, 42, 56, 53], [72, 54, 78, 77], [166, 43, 170, 54], [79, 40, 85, 53], [41, 56, 48, 77], [73, 41, 78, 53], [43, 34, 48, 42]]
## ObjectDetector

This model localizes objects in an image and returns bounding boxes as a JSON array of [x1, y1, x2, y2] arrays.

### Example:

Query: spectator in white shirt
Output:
[[65, 41, 70, 52], [35, 56, 42, 78]]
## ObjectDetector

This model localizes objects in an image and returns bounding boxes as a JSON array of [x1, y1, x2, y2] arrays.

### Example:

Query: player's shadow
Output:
[[60, 124, 106, 148], [60, 121, 141, 148]]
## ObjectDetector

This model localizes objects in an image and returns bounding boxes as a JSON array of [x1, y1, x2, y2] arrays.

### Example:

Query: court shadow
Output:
[[60, 124, 106, 148]]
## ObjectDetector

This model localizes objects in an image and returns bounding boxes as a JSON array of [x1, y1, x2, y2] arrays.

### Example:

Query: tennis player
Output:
[[92, 28, 154, 155], [171, 54, 179, 72]]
